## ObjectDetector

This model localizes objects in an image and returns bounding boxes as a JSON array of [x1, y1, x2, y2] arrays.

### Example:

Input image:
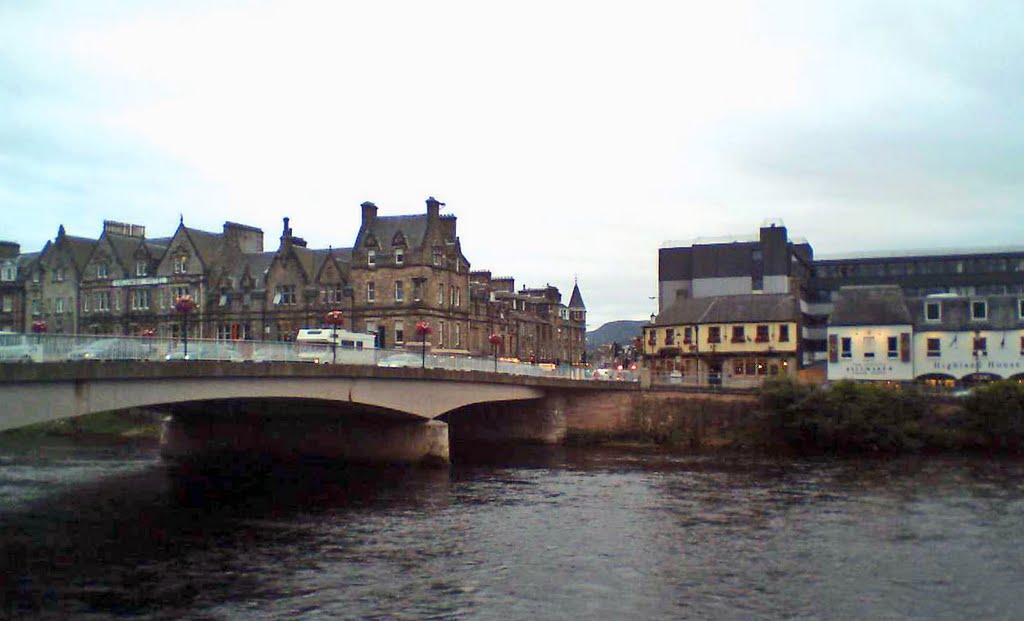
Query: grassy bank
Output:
[[1, 409, 163, 441]]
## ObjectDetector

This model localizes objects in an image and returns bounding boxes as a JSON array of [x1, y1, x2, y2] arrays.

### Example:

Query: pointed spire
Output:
[[179, 213, 184, 226], [57, 224, 66, 238], [569, 280, 586, 310]]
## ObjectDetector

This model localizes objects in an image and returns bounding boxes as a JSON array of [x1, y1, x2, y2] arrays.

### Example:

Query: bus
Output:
[[295, 328, 376, 365]]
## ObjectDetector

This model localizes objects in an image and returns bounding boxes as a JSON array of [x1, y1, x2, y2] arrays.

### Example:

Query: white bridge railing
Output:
[[0, 333, 636, 382]]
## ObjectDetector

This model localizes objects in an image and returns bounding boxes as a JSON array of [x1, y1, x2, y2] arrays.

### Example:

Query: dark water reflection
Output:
[[2, 439, 1023, 620]]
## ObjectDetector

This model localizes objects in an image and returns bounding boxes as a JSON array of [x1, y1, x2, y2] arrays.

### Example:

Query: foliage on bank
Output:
[[1, 410, 162, 441], [755, 379, 1024, 454]]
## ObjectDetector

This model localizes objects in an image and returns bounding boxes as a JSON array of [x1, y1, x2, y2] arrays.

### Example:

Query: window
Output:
[[32, 271, 40, 283], [756, 325, 770, 343], [274, 285, 296, 305], [395, 322, 404, 344], [862, 335, 875, 358], [438, 284, 445, 306], [1020, 335, 1024, 355], [926, 338, 941, 357], [82, 296, 89, 312], [973, 336, 987, 355], [0, 265, 14, 281], [925, 302, 941, 322], [395, 280, 404, 302], [96, 263, 108, 279], [367, 282, 375, 303], [53, 267, 65, 282], [432, 249, 443, 267], [647, 329, 657, 347], [31, 299, 41, 315], [778, 324, 790, 342], [173, 286, 190, 301], [683, 326, 693, 344], [731, 326, 745, 343], [455, 323, 461, 347], [94, 291, 111, 312], [413, 280, 423, 301], [1018, 298, 1024, 320], [752, 276, 763, 291], [173, 255, 187, 274], [841, 337, 852, 358], [55, 298, 64, 314], [707, 326, 721, 344], [887, 336, 899, 358], [217, 324, 231, 341], [136, 261, 148, 277], [1, 296, 10, 312], [665, 329, 675, 346], [971, 300, 987, 321], [131, 289, 151, 310], [455, 287, 461, 307], [368, 249, 376, 267], [394, 249, 404, 265]]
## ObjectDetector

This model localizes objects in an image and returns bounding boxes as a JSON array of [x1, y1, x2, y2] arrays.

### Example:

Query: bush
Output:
[[961, 381, 1024, 451], [758, 379, 931, 454]]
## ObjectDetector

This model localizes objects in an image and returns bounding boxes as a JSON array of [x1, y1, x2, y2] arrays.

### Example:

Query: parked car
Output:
[[0, 342, 41, 363], [165, 342, 244, 362], [67, 339, 154, 361], [377, 352, 423, 368]]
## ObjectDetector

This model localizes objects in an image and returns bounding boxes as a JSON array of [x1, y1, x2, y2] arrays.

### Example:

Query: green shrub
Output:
[[961, 381, 1024, 451]]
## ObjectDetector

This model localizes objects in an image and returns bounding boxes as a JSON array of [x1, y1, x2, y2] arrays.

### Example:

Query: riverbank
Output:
[[0, 408, 163, 443], [568, 379, 1024, 455]]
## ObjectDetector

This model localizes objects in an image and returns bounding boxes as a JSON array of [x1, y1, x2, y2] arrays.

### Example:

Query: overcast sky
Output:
[[2, 1, 1023, 328]]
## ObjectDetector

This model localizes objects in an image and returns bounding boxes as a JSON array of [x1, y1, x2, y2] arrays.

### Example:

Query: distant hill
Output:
[[586, 320, 646, 350]]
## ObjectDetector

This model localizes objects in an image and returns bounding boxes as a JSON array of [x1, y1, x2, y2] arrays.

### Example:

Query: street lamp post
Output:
[[489, 333, 503, 373], [325, 310, 344, 364], [416, 321, 432, 369], [173, 295, 196, 360]]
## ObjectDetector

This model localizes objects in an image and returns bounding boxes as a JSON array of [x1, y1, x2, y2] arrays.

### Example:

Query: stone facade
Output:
[[2, 198, 587, 360]]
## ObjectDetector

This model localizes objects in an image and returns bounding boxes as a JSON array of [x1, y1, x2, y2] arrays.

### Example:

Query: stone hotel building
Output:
[[1, 198, 586, 363]]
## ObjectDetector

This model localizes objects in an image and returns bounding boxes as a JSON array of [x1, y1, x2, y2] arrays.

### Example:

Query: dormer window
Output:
[[367, 249, 376, 267], [173, 255, 187, 274], [97, 263, 109, 279], [0, 264, 14, 281], [136, 260, 148, 277], [925, 301, 941, 322], [432, 249, 443, 267], [971, 300, 987, 321], [391, 231, 406, 247], [394, 249, 404, 266]]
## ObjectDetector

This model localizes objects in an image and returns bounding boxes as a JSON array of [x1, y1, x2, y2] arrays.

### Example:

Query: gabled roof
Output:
[[568, 283, 586, 310], [103, 233, 144, 272], [365, 215, 429, 251], [655, 294, 798, 326], [182, 227, 224, 269], [829, 286, 912, 326], [62, 234, 97, 272]]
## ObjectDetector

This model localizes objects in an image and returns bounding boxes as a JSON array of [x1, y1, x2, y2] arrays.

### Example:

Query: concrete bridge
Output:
[[0, 362, 636, 465]]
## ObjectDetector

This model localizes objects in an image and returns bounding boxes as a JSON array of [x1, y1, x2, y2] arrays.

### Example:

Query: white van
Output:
[[295, 328, 376, 364]]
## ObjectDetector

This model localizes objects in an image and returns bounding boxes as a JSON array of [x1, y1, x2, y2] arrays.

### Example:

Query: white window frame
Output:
[[925, 301, 941, 322], [367, 281, 376, 303], [97, 263, 108, 279], [367, 249, 376, 267], [394, 249, 404, 266], [1, 295, 11, 312], [136, 260, 148, 277], [395, 280, 404, 302], [395, 321, 404, 344], [173, 255, 187, 274], [55, 298, 65, 314], [0, 265, 14, 281], [438, 284, 445, 306]]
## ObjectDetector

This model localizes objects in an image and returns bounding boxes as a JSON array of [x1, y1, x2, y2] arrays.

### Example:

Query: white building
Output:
[[827, 287, 1024, 385], [827, 286, 914, 382]]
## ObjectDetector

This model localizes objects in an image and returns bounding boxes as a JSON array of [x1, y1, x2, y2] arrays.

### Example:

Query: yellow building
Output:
[[643, 294, 800, 387]]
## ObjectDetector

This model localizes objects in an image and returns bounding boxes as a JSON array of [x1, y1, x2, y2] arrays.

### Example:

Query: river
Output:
[[1, 436, 1023, 620]]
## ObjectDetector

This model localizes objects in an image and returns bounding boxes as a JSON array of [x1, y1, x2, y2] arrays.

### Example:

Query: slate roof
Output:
[[104, 233, 144, 272], [568, 283, 586, 310], [365, 215, 429, 251], [655, 293, 798, 326], [63, 235, 97, 272], [829, 286, 913, 326], [906, 295, 1024, 331], [183, 227, 224, 268]]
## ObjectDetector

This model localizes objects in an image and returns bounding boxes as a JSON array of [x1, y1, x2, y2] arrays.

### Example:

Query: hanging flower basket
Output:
[[173, 295, 196, 315], [31, 320, 48, 334], [415, 321, 432, 337], [324, 310, 345, 327]]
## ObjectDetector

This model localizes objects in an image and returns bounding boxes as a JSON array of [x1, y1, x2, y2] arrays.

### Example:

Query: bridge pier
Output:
[[446, 395, 567, 445], [160, 414, 449, 467]]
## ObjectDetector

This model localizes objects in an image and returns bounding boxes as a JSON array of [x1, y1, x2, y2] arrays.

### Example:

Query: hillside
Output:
[[586, 320, 646, 350]]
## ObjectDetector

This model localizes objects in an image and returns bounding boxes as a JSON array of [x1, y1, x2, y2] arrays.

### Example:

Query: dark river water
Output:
[[1, 437, 1023, 620]]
